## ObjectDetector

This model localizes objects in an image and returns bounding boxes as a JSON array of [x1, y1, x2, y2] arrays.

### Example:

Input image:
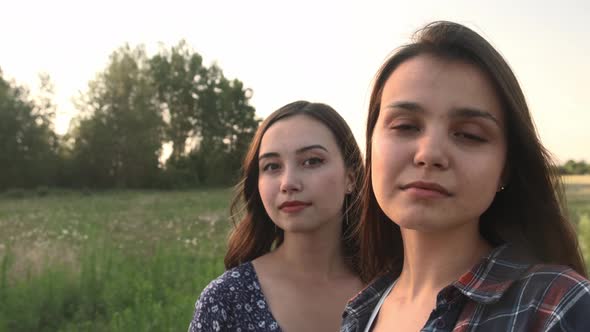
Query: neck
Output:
[[396, 223, 492, 300], [271, 222, 351, 280]]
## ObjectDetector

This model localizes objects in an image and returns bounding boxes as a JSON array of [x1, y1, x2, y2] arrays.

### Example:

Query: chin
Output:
[[388, 211, 444, 231], [281, 222, 321, 234]]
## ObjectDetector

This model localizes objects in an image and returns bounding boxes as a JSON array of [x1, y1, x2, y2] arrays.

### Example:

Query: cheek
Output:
[[312, 166, 349, 212], [370, 135, 403, 185], [318, 167, 347, 197], [470, 149, 506, 189], [460, 157, 505, 207], [371, 145, 392, 206], [258, 178, 275, 210]]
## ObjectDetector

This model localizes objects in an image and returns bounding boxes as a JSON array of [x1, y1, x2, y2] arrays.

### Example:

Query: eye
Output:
[[391, 123, 420, 132], [303, 157, 324, 167], [261, 163, 280, 172], [454, 132, 487, 143]]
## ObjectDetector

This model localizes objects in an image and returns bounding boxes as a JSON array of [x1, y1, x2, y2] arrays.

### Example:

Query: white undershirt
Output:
[[363, 280, 397, 332]]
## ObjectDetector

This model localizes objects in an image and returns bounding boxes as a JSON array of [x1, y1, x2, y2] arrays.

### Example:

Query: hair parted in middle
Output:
[[224, 100, 365, 276]]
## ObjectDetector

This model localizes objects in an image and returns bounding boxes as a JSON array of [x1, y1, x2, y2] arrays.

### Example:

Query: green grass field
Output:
[[1, 176, 590, 331], [0, 189, 233, 332]]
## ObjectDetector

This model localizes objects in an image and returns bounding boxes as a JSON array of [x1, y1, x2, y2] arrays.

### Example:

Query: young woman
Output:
[[342, 21, 590, 331], [189, 101, 365, 331]]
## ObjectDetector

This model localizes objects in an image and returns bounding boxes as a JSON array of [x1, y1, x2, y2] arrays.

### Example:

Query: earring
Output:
[[498, 185, 505, 192], [344, 195, 350, 225]]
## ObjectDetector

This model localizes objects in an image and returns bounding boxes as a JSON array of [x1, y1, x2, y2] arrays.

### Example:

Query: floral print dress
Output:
[[189, 261, 281, 331]]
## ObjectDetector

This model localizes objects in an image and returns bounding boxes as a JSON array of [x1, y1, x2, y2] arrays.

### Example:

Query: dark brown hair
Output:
[[359, 21, 586, 282], [224, 100, 364, 276]]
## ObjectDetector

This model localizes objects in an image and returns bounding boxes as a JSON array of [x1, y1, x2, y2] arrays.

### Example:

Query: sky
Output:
[[1, 0, 589, 162]]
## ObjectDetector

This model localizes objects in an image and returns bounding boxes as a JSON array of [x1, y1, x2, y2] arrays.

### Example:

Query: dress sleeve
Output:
[[188, 280, 232, 332]]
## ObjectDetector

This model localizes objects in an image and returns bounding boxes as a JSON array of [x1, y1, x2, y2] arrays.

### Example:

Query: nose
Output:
[[279, 167, 302, 193], [413, 130, 449, 170]]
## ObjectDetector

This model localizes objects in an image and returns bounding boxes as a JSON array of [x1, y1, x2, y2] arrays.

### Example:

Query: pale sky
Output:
[[1, 0, 589, 162]]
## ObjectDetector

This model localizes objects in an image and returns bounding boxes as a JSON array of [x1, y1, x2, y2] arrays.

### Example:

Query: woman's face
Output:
[[258, 115, 353, 234], [371, 54, 507, 233]]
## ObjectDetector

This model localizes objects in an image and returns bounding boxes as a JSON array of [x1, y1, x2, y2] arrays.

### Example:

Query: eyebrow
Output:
[[259, 144, 328, 160], [384, 101, 500, 125]]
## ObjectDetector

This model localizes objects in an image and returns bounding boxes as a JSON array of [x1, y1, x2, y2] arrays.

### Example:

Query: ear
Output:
[[345, 169, 356, 194], [498, 160, 511, 191]]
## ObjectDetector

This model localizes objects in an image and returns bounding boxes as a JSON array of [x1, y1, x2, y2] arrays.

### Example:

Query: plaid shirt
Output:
[[341, 244, 590, 332]]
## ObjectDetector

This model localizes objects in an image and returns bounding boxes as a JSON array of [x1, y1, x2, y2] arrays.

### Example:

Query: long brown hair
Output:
[[359, 21, 586, 282], [224, 101, 364, 276]]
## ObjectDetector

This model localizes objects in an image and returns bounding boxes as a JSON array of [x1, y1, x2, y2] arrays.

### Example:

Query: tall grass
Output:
[[0, 242, 225, 331], [0, 189, 231, 331], [1, 178, 590, 331]]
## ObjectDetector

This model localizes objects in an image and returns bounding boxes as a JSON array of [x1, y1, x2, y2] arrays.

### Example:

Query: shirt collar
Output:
[[344, 243, 535, 322], [452, 243, 534, 304], [343, 272, 395, 320]]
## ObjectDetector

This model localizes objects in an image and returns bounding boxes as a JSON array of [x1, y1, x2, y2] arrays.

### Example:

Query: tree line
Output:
[[1, 41, 588, 191], [0, 41, 259, 190], [558, 160, 590, 175]]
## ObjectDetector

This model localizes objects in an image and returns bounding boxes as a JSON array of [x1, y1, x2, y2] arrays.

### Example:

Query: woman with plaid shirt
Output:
[[343, 21, 590, 332]]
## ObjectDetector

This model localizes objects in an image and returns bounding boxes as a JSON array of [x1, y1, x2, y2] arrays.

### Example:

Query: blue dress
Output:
[[189, 261, 281, 331]]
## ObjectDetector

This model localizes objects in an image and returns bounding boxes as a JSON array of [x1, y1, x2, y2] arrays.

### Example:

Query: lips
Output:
[[279, 200, 312, 213], [279, 200, 312, 210], [400, 181, 452, 196]]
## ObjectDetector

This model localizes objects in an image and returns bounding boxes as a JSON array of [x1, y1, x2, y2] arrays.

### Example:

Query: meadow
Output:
[[1, 176, 590, 331], [0, 189, 232, 332]]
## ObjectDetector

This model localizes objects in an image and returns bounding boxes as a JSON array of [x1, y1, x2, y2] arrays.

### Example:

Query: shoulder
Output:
[[518, 264, 590, 331], [199, 262, 259, 303], [189, 262, 261, 332], [521, 264, 589, 297]]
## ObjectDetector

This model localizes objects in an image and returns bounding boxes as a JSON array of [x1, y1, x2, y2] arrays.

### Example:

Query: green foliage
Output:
[[578, 214, 590, 270], [150, 40, 205, 162], [559, 160, 590, 175], [2, 39, 259, 189], [70, 46, 164, 188], [0, 245, 224, 332], [0, 181, 588, 330], [0, 69, 59, 190], [0, 189, 231, 331], [63, 41, 259, 189], [149, 42, 260, 187]]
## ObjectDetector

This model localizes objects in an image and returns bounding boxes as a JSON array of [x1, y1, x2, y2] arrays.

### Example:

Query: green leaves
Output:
[[70, 45, 164, 188], [0, 70, 59, 190], [2, 40, 259, 189]]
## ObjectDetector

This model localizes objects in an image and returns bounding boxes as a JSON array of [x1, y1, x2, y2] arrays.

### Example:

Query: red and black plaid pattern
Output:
[[341, 244, 590, 331]]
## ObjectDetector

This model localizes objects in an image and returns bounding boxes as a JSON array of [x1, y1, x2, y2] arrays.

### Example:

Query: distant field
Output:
[[567, 175, 590, 271], [0, 177, 589, 331], [563, 175, 590, 185], [563, 175, 590, 220]]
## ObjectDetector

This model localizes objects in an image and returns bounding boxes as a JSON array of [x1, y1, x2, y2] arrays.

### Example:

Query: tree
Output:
[[149, 41, 207, 162], [188, 65, 259, 185], [0, 69, 58, 189], [69, 41, 259, 188], [149, 44, 259, 186], [70, 46, 164, 188], [560, 160, 590, 175]]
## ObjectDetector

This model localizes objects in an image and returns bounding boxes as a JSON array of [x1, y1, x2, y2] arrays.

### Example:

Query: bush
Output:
[[36, 186, 50, 197], [1, 188, 27, 199]]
